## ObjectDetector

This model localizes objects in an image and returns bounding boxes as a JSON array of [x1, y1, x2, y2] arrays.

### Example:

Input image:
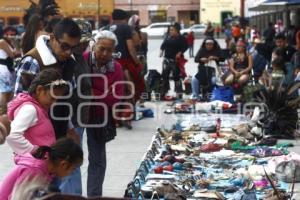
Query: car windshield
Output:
[[193, 25, 205, 29], [150, 25, 169, 29]]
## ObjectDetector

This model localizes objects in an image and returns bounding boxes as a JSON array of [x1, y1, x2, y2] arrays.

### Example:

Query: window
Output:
[[0, 17, 4, 25], [128, 10, 139, 16], [151, 24, 169, 29], [194, 25, 205, 29], [149, 10, 167, 23], [8, 17, 19, 25]]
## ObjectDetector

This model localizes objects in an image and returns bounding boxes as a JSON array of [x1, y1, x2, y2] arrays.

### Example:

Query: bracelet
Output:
[[0, 123, 8, 143], [0, 123, 7, 136]]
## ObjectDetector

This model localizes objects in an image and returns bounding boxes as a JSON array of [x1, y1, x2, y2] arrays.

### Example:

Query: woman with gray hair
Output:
[[83, 30, 124, 197], [94, 30, 118, 46]]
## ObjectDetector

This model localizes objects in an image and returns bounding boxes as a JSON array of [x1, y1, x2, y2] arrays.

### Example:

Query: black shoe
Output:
[[122, 121, 132, 130]]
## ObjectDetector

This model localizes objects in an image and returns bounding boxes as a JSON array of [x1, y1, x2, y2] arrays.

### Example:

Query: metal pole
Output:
[[130, 0, 133, 14], [240, 0, 245, 18], [97, 0, 100, 29]]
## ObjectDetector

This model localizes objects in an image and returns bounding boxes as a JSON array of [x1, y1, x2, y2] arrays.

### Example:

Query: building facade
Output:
[[245, 0, 300, 32], [114, 0, 200, 26], [244, 0, 264, 17], [58, 0, 114, 28], [0, 0, 30, 25], [199, 0, 242, 25], [0, 0, 113, 28]]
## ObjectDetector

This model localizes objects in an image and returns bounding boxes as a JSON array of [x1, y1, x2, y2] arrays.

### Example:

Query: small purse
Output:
[[89, 107, 117, 143]]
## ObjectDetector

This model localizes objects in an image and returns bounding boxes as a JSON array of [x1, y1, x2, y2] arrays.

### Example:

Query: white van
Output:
[[141, 22, 171, 37]]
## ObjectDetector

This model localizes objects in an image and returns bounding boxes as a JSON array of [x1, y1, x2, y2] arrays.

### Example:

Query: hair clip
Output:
[[44, 79, 68, 87], [30, 188, 49, 198]]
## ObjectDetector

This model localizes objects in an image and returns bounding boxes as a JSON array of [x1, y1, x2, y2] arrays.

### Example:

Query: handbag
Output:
[[89, 106, 117, 143], [205, 60, 223, 86], [0, 57, 14, 72]]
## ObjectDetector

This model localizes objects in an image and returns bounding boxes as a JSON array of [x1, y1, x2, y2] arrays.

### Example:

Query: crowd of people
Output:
[[0, 3, 299, 199], [165, 20, 300, 102]]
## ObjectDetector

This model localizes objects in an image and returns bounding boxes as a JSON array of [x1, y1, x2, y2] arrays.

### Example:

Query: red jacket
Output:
[[186, 33, 195, 45]]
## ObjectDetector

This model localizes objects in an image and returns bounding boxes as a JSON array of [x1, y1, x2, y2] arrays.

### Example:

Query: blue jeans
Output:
[[87, 128, 106, 197], [59, 127, 84, 195], [191, 76, 200, 99], [285, 62, 295, 85], [191, 75, 216, 99]]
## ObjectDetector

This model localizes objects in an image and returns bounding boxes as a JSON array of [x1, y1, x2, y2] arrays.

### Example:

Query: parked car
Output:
[[141, 22, 171, 37], [180, 24, 207, 37]]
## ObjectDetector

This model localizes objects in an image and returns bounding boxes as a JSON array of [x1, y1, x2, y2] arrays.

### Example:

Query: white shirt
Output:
[[6, 104, 38, 154]]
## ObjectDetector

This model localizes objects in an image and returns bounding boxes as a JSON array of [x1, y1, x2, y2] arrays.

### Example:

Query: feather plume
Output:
[[252, 78, 300, 139]]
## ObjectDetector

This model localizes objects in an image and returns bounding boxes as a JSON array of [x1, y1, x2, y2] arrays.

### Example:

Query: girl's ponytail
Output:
[[32, 138, 83, 167], [32, 146, 52, 159], [48, 138, 83, 166]]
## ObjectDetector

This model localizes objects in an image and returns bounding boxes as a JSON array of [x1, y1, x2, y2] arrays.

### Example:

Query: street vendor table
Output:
[[125, 113, 300, 200]]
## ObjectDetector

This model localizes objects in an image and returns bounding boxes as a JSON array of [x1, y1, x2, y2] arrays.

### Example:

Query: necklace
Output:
[[93, 63, 107, 74], [92, 60, 115, 74], [236, 53, 245, 63]]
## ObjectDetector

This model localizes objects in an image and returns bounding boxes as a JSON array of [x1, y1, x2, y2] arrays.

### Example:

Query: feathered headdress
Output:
[[252, 79, 300, 139], [23, 0, 60, 26]]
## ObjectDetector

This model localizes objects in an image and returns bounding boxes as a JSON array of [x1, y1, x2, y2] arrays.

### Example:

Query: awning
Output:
[[249, 0, 300, 11]]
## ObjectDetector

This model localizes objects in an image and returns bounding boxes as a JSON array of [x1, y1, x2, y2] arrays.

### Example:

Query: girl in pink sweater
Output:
[[0, 137, 83, 200], [6, 68, 68, 155]]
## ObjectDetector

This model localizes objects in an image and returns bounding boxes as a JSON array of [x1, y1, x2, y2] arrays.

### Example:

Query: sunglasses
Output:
[[55, 36, 80, 52]]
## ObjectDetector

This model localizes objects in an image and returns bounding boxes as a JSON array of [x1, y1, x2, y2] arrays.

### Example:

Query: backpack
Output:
[[146, 70, 161, 93]]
